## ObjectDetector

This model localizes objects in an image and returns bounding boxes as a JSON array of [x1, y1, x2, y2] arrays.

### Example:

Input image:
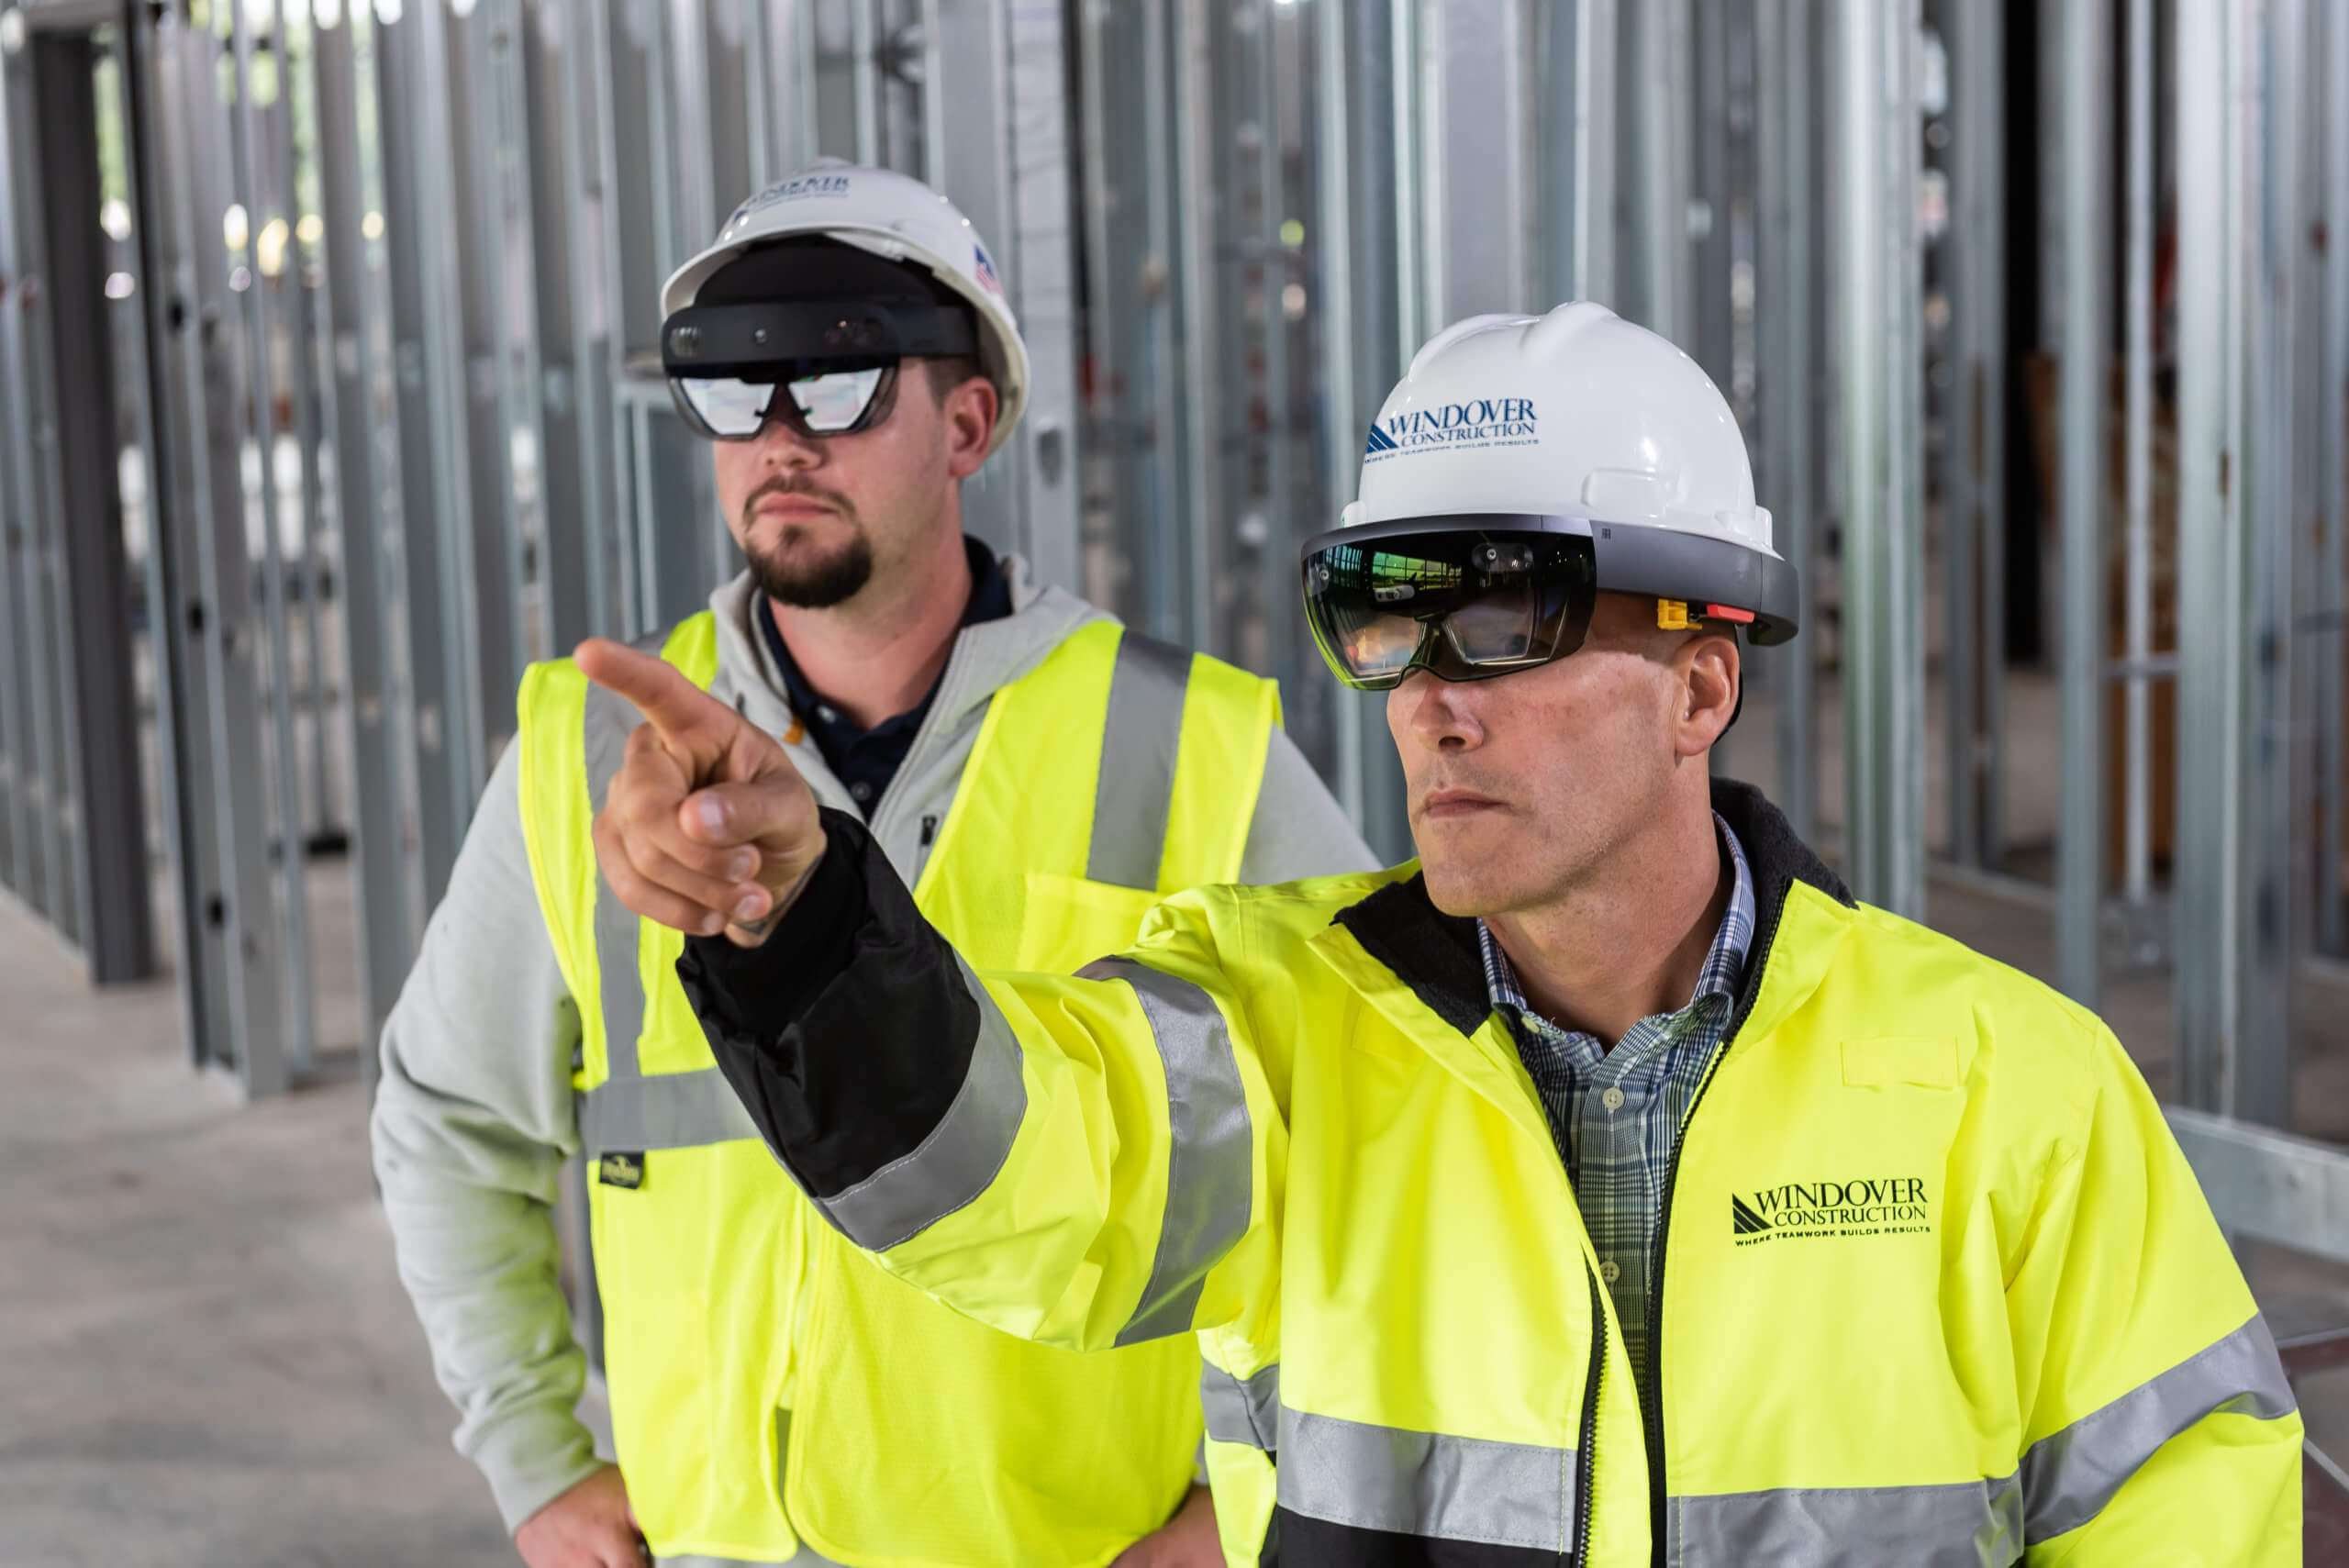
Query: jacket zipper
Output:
[[869, 639, 972, 865], [1573, 1260, 1606, 1564], [1639, 891, 1787, 1565]]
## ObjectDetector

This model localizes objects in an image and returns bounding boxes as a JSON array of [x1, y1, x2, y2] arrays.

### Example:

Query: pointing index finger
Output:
[[574, 638, 733, 742]]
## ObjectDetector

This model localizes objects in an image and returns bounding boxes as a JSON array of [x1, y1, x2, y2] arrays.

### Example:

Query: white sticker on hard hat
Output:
[[1362, 395, 1538, 463]]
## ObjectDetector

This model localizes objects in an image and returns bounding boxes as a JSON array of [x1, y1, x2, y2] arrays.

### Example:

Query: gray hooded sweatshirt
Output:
[[370, 562, 1375, 1553]]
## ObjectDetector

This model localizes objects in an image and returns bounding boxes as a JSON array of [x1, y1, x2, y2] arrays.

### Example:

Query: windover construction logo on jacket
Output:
[[1731, 1175, 1931, 1246], [1363, 397, 1538, 462]]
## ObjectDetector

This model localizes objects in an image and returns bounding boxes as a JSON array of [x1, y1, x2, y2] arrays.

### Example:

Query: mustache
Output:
[[742, 473, 858, 524]]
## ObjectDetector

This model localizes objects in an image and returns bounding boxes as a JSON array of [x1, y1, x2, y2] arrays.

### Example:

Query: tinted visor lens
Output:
[[1302, 530, 1598, 689], [787, 364, 892, 431], [669, 359, 898, 440]]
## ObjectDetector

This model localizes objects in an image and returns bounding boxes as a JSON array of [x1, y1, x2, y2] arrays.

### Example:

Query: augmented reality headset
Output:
[[662, 297, 981, 440], [1300, 513, 1801, 690]]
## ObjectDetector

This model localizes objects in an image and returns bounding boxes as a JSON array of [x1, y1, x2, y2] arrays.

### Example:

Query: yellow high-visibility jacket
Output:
[[689, 779, 2302, 1566], [518, 610, 1286, 1564]]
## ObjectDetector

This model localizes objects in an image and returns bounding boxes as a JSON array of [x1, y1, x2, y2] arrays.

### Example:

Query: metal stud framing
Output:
[[2054, 0, 2110, 1006], [0, 0, 2333, 1237], [1833, 0, 1925, 920]]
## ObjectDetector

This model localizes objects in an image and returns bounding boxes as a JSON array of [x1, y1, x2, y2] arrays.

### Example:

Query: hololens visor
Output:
[[1301, 513, 1801, 690], [662, 297, 981, 440]]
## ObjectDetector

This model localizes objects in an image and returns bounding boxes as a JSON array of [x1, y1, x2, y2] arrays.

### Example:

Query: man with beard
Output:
[[371, 161, 1372, 1568]]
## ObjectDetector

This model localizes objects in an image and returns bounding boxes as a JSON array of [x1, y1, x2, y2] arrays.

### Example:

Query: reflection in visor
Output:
[[788, 366, 889, 431], [674, 376, 776, 439], [1442, 584, 1541, 662], [1302, 530, 1598, 689], [1311, 544, 1456, 679], [670, 361, 896, 439]]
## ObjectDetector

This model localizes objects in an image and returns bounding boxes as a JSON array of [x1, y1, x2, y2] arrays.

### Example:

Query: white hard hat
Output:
[[662, 160, 1030, 457], [1328, 301, 1798, 643]]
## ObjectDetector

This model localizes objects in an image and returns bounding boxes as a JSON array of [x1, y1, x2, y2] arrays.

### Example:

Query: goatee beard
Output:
[[746, 526, 874, 608]]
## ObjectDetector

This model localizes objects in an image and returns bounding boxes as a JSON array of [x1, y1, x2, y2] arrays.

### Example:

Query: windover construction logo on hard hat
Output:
[[731, 172, 854, 227], [1364, 396, 1538, 463]]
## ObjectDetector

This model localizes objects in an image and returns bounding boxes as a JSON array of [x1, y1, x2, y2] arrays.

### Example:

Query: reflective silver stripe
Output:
[[1085, 629, 1192, 889], [579, 1068, 763, 1156], [2019, 1312, 2296, 1541], [1081, 956, 1253, 1344], [1275, 1407, 1574, 1552], [584, 681, 647, 1081], [818, 952, 1030, 1250], [1202, 1361, 1280, 1451], [1667, 1474, 2023, 1567]]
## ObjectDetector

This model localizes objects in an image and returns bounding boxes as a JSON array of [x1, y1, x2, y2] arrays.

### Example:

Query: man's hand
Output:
[[1110, 1485, 1223, 1568], [576, 638, 826, 947], [514, 1466, 648, 1568]]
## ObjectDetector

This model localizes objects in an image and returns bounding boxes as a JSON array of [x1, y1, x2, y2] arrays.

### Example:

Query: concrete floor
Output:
[[0, 894, 513, 1566]]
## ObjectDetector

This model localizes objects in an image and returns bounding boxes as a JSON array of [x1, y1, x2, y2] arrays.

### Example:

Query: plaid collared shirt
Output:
[[1477, 815, 1754, 1372]]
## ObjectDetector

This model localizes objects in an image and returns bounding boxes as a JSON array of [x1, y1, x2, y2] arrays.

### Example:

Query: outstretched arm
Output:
[[574, 639, 1282, 1352]]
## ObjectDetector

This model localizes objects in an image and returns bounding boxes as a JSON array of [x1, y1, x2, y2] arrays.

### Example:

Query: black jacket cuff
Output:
[[680, 807, 982, 1198]]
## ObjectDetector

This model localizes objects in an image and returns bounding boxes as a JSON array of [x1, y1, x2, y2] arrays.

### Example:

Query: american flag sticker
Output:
[[974, 243, 1003, 295]]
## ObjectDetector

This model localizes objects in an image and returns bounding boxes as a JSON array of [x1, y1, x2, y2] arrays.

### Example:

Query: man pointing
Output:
[[589, 304, 2299, 1564]]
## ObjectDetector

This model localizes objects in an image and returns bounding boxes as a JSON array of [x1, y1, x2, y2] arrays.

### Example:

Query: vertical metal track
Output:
[[11, 36, 88, 951], [460, 0, 543, 701], [0, 33, 28, 902], [1833, 0, 1924, 919], [268, 28, 336, 847], [150, 14, 290, 1094], [525, 0, 595, 651], [578, 0, 638, 636], [1256, 0, 1299, 719], [311, 3, 418, 1077], [1943, 0, 2005, 872], [1313, 0, 1364, 828], [1624, 0, 1689, 344], [2054, 0, 2109, 1006], [2122, 0, 2155, 912], [2322, 0, 2349, 956], [1175, 0, 1219, 656], [1689, 0, 1732, 385], [113, 12, 206, 1049], [1755, 0, 1813, 844], [1565, 0, 1616, 306], [851, 0, 880, 165], [1427, 0, 1529, 320], [1388, 0, 1420, 360], [1003, 0, 1082, 595], [23, 29, 153, 983], [231, 0, 320, 1070], [2240, 0, 2299, 1123], [2174, 0, 2252, 1114], [377, 0, 485, 903], [660, 0, 729, 598], [0, 37, 63, 930]]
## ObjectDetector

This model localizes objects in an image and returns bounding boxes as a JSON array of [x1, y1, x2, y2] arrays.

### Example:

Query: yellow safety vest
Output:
[[828, 830, 2304, 1564], [514, 611, 1281, 1564]]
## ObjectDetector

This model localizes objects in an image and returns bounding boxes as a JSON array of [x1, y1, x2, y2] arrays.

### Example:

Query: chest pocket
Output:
[[1017, 870, 1165, 972]]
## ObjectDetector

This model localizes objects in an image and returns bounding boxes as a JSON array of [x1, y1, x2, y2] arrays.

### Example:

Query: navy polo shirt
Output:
[[757, 535, 1013, 816]]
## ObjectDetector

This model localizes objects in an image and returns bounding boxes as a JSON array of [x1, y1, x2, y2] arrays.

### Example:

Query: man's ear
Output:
[[943, 375, 998, 480], [1673, 630, 1741, 758]]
